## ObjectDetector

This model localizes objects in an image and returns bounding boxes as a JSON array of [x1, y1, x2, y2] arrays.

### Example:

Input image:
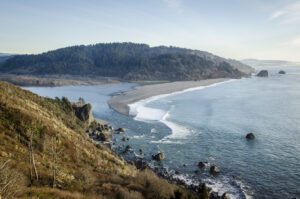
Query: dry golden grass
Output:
[[0, 81, 199, 199]]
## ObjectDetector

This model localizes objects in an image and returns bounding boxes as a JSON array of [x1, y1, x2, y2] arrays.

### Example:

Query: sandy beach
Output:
[[108, 78, 229, 115]]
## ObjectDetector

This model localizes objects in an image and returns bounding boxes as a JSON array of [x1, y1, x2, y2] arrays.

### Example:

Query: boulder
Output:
[[121, 137, 129, 142], [257, 70, 268, 77], [198, 161, 207, 169], [116, 127, 125, 133], [279, 70, 286, 74], [152, 152, 165, 161], [246, 133, 255, 140], [98, 132, 112, 142], [210, 165, 220, 175]]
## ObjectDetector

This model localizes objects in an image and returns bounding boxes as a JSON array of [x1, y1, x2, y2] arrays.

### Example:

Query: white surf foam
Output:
[[129, 79, 236, 142]]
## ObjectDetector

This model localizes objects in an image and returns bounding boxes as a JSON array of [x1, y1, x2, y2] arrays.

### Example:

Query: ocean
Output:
[[25, 66, 300, 199]]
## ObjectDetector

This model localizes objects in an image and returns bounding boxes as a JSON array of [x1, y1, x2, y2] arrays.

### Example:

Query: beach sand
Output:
[[108, 78, 229, 115]]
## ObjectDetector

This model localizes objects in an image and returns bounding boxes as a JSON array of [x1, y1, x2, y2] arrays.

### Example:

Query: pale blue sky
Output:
[[0, 0, 299, 61]]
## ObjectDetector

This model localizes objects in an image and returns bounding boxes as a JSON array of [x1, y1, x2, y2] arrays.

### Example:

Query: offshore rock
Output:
[[257, 70, 268, 77]]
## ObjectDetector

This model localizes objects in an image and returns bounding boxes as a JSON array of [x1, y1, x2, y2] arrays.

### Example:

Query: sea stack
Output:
[[257, 70, 268, 77]]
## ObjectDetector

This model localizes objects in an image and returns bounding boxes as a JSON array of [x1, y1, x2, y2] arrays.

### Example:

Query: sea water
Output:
[[25, 66, 300, 199]]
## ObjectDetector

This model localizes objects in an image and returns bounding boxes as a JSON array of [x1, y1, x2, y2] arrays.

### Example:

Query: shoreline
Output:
[[0, 74, 120, 87], [108, 78, 230, 116]]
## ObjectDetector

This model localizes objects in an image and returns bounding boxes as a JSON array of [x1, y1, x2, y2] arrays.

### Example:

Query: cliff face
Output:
[[0, 81, 198, 199]]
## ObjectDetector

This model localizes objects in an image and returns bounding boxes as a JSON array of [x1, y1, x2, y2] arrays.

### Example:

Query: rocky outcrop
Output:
[[115, 127, 125, 133], [210, 165, 220, 175], [198, 161, 207, 169], [73, 103, 94, 125], [257, 70, 268, 77], [152, 152, 165, 161], [246, 133, 255, 140], [86, 121, 113, 143]]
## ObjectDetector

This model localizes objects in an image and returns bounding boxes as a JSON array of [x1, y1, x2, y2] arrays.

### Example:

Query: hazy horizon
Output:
[[1, 0, 300, 61]]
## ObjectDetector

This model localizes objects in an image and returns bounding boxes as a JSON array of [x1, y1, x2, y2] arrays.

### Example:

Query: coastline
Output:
[[108, 78, 230, 116], [0, 74, 120, 87]]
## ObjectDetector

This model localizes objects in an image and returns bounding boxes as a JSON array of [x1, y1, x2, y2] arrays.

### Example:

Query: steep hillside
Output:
[[0, 81, 200, 199], [0, 43, 253, 81]]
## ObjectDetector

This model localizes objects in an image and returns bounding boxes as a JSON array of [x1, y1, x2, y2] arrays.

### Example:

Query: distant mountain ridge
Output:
[[0, 43, 254, 81]]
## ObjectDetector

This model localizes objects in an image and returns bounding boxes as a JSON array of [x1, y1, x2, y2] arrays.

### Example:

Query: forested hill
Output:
[[0, 43, 254, 81]]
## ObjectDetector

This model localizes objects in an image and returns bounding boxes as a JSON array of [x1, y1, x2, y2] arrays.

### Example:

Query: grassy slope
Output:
[[0, 81, 198, 199]]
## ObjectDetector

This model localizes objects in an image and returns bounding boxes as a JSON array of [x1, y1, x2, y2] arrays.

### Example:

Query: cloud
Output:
[[162, 0, 183, 13], [269, 0, 300, 23]]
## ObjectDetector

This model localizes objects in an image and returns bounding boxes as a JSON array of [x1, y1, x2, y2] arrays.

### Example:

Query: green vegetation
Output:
[[0, 43, 253, 81], [0, 81, 201, 199]]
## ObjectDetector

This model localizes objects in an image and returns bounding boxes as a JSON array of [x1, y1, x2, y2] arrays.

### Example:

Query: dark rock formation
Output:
[[210, 165, 220, 175], [123, 145, 132, 154], [98, 132, 112, 142], [116, 127, 125, 133], [152, 152, 165, 161], [121, 137, 129, 142], [73, 103, 94, 124], [198, 161, 207, 169], [279, 70, 286, 74], [133, 159, 148, 170], [257, 70, 268, 77], [246, 133, 255, 140]]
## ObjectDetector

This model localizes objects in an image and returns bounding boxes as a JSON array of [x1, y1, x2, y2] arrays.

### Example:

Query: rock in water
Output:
[[198, 161, 206, 169], [209, 165, 220, 175], [279, 70, 286, 74], [116, 127, 125, 133], [246, 133, 255, 140], [152, 152, 165, 161], [257, 70, 268, 77]]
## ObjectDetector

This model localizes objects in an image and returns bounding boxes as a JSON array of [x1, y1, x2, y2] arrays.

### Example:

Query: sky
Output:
[[0, 0, 299, 61]]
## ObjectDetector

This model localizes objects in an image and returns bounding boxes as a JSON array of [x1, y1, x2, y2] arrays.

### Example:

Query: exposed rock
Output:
[[133, 159, 148, 170], [123, 145, 132, 154], [152, 152, 165, 161], [279, 70, 286, 74], [198, 161, 207, 169], [121, 137, 129, 142], [98, 132, 112, 142], [73, 103, 94, 124], [210, 165, 220, 175], [257, 70, 268, 77], [246, 133, 255, 140], [116, 127, 125, 133], [139, 149, 143, 155]]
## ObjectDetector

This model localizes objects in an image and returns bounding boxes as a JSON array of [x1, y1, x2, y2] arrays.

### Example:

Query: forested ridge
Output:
[[0, 43, 254, 81]]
